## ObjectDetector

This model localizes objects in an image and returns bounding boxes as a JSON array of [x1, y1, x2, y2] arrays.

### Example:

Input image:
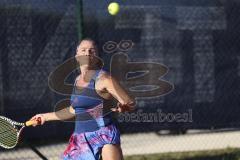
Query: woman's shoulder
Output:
[[99, 69, 109, 75], [96, 69, 111, 80]]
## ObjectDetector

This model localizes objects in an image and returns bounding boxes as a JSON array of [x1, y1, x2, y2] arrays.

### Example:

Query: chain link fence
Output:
[[1, 0, 240, 159]]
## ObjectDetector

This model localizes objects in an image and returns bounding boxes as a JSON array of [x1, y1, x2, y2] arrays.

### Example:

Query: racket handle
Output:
[[25, 117, 41, 126]]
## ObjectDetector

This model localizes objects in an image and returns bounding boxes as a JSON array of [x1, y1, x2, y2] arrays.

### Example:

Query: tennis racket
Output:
[[0, 116, 41, 149]]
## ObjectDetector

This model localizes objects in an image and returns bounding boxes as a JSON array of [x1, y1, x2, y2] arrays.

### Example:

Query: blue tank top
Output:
[[71, 70, 113, 133]]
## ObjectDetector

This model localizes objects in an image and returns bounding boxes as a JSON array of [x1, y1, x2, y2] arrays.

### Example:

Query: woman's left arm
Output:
[[102, 73, 136, 112]]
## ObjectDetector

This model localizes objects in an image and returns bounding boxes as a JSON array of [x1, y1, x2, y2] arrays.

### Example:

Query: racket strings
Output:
[[0, 124, 17, 138], [0, 123, 17, 136], [0, 133, 18, 147], [0, 134, 17, 145], [0, 117, 20, 148]]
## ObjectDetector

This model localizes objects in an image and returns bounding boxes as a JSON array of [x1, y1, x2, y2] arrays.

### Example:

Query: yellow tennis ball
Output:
[[108, 2, 120, 15]]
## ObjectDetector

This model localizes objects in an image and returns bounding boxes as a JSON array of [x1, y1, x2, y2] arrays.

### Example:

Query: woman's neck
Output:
[[79, 67, 96, 82]]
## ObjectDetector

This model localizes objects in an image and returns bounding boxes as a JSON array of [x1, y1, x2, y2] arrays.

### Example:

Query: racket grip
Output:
[[25, 117, 41, 126]]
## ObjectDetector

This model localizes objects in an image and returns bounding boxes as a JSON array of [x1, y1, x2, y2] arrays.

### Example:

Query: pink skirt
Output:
[[61, 124, 120, 160]]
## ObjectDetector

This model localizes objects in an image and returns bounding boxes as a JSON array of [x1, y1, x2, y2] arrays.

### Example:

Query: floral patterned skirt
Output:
[[60, 124, 120, 160]]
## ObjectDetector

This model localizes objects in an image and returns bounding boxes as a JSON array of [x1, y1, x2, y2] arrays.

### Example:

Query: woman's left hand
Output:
[[111, 102, 135, 113]]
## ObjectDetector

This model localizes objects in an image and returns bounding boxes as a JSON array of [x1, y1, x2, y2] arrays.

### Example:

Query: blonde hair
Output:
[[78, 38, 97, 48]]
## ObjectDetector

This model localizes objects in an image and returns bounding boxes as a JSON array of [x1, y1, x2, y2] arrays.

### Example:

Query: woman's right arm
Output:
[[30, 106, 75, 126]]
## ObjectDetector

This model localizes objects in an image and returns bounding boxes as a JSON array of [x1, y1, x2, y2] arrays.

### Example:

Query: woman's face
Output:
[[76, 40, 98, 57], [75, 40, 98, 67]]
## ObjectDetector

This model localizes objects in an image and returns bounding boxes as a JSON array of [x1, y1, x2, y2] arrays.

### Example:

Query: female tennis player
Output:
[[30, 38, 135, 160]]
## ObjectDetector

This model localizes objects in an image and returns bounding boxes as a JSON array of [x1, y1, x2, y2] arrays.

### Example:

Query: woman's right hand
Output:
[[29, 114, 47, 127]]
